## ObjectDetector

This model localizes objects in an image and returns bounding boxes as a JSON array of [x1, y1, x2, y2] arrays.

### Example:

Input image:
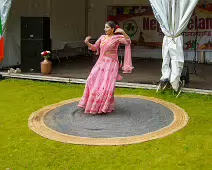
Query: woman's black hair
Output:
[[105, 21, 119, 32]]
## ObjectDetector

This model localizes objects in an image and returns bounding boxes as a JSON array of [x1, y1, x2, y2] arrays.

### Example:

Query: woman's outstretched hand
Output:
[[114, 28, 125, 34], [84, 36, 92, 44], [115, 28, 130, 40]]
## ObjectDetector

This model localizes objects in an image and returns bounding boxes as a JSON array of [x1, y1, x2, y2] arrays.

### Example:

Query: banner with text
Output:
[[107, 3, 212, 50]]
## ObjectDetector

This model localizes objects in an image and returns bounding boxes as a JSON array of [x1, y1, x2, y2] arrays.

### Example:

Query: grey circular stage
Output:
[[28, 95, 188, 145], [44, 98, 174, 138]]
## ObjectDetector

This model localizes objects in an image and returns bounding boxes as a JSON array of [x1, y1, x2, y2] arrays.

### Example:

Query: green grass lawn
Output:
[[0, 79, 211, 170]]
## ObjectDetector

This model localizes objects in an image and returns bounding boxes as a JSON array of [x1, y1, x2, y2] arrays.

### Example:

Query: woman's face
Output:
[[104, 23, 114, 35]]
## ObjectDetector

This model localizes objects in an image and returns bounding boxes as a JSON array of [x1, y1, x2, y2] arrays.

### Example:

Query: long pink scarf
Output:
[[100, 35, 134, 73]]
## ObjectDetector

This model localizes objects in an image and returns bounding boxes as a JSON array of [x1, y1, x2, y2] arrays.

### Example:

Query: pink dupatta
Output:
[[116, 35, 134, 73], [89, 34, 134, 73]]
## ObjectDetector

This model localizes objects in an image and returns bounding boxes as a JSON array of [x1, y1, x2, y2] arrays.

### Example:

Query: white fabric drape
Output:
[[149, 0, 199, 90], [0, 0, 12, 32], [0, 0, 12, 67]]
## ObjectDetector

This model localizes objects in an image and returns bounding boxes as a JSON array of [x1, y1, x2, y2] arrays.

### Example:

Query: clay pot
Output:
[[41, 59, 52, 74]]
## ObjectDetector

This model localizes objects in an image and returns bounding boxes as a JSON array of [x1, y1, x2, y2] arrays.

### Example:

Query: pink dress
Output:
[[78, 35, 133, 114]]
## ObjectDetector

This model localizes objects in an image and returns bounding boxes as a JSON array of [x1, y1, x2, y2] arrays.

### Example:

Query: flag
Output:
[[0, 15, 4, 62]]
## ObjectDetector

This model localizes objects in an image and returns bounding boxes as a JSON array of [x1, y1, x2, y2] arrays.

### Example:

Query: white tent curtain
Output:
[[0, 0, 12, 33], [149, 0, 199, 90], [0, 0, 12, 67]]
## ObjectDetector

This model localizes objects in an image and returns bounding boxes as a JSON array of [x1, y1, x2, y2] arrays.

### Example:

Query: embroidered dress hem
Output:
[[78, 104, 115, 114]]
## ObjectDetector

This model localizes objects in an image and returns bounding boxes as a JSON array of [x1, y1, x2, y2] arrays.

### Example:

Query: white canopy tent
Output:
[[0, 0, 205, 92]]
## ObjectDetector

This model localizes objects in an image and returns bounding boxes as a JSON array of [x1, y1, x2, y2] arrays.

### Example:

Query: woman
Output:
[[78, 21, 133, 114]]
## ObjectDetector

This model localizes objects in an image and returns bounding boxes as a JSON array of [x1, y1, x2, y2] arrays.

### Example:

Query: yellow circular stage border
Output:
[[28, 95, 189, 146]]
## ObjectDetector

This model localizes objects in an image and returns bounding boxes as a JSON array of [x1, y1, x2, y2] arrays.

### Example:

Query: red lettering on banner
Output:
[[206, 18, 212, 29], [143, 17, 149, 30], [150, 19, 156, 30], [199, 18, 206, 29], [188, 19, 194, 30], [157, 22, 161, 33], [143, 17, 162, 32], [142, 16, 211, 33]]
